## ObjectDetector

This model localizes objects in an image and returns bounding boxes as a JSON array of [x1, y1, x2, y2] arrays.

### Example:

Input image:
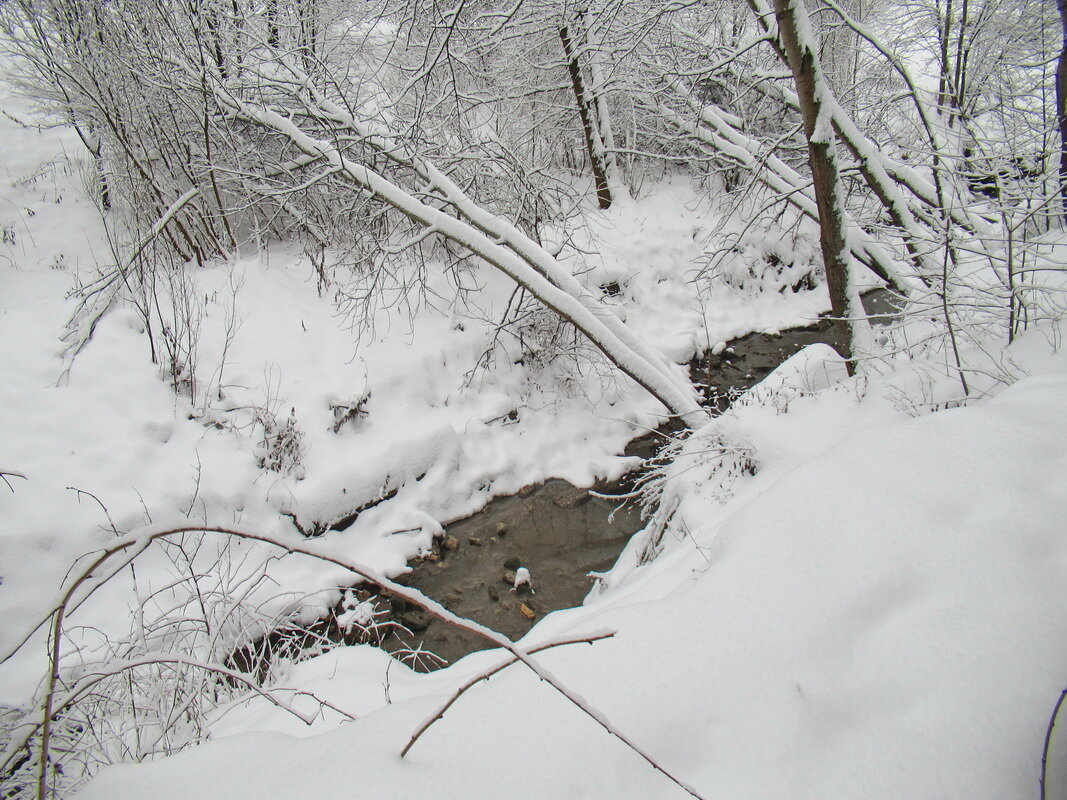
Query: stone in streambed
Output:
[[400, 610, 432, 632], [552, 486, 589, 508]]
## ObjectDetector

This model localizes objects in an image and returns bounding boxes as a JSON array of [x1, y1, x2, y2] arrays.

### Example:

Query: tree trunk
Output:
[[772, 0, 856, 371], [298, 0, 317, 76], [580, 9, 624, 195], [1058, 0, 1067, 221], [266, 0, 280, 48], [559, 23, 612, 210], [204, 5, 227, 78]]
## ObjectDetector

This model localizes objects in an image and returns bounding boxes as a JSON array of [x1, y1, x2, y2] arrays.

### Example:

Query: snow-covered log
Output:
[[660, 98, 920, 294], [213, 84, 708, 428]]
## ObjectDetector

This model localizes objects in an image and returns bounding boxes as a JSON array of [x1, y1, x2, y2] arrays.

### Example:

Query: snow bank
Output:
[[1, 63, 833, 713], [74, 345, 1067, 800], [279, 420, 461, 531]]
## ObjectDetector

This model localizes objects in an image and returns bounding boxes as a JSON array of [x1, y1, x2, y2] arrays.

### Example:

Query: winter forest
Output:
[[1, 0, 1066, 797]]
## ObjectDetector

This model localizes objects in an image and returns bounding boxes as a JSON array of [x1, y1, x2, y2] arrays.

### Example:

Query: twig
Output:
[[66, 486, 120, 535], [402, 631, 615, 757], [1040, 687, 1067, 800], [0, 470, 27, 492]]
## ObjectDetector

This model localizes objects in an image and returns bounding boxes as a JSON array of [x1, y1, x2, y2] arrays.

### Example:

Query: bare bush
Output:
[[0, 524, 704, 800], [254, 406, 305, 478]]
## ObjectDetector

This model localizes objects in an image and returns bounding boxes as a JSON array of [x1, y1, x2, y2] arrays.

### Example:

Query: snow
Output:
[[2, 39, 1066, 800], [71, 334, 1067, 800], [512, 566, 531, 589], [0, 57, 831, 703]]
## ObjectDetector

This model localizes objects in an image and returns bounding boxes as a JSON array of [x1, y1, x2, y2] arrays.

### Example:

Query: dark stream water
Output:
[[374, 479, 645, 666], [359, 290, 900, 668], [233, 291, 899, 674]]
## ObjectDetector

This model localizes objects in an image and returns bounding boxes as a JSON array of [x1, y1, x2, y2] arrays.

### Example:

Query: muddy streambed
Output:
[[373, 479, 645, 667], [271, 291, 900, 672]]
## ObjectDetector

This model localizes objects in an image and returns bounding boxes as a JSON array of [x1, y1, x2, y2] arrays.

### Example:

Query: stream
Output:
[[374, 479, 645, 667], [229, 292, 900, 675], [361, 290, 900, 669]]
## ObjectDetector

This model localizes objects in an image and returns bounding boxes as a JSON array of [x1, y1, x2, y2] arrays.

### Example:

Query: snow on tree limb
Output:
[[746, 0, 997, 239], [659, 97, 920, 294], [212, 83, 708, 427]]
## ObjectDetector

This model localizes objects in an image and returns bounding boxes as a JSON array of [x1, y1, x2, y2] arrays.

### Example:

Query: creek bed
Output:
[[376, 479, 645, 667], [284, 290, 901, 671]]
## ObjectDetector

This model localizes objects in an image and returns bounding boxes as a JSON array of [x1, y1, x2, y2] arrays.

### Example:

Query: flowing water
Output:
[[366, 290, 900, 668], [239, 290, 901, 672]]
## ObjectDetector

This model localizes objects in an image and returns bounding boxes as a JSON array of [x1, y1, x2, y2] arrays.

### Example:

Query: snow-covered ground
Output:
[[0, 56, 829, 694], [2, 54, 1067, 800], [70, 336, 1067, 799]]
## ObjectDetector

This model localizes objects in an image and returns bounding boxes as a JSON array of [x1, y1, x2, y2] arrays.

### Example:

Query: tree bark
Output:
[[559, 23, 612, 210], [266, 0, 280, 48], [298, 0, 318, 76], [580, 9, 624, 194], [772, 0, 856, 371]]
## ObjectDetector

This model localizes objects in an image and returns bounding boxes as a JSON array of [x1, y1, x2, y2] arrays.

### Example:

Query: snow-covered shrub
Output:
[[7, 521, 625, 799], [254, 406, 305, 478], [699, 204, 821, 299], [0, 527, 423, 800], [504, 298, 612, 402], [0, 539, 332, 798], [465, 290, 614, 403], [230, 589, 398, 684], [515, 305, 589, 394], [717, 248, 818, 296], [329, 392, 370, 434], [633, 423, 758, 566], [160, 322, 196, 398]]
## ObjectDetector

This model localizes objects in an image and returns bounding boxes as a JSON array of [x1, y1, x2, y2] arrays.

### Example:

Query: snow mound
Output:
[[74, 352, 1067, 800]]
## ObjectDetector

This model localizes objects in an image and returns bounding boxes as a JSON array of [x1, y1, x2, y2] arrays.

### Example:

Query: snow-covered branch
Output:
[[213, 80, 707, 426], [3, 523, 707, 800]]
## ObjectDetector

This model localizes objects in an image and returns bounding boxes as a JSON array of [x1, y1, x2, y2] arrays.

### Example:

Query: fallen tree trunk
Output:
[[214, 82, 708, 427], [660, 99, 919, 294]]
